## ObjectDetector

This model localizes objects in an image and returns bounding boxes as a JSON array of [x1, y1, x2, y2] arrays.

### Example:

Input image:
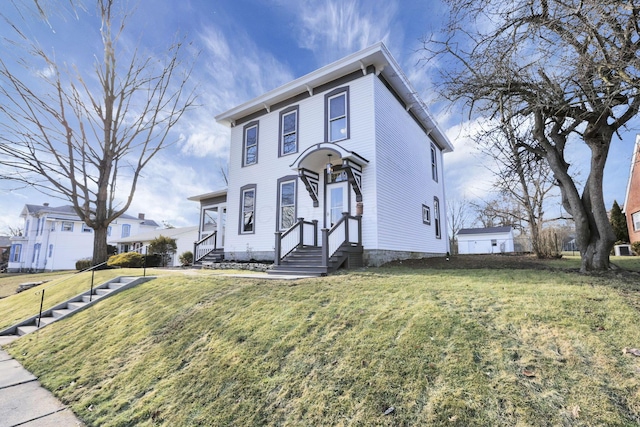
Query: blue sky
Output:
[[0, 0, 635, 231]]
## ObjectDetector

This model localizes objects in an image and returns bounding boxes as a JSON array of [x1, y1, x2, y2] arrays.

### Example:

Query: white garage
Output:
[[457, 226, 515, 255]]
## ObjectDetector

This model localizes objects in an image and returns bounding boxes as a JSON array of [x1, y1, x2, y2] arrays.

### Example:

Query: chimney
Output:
[[138, 213, 145, 220], [43, 203, 49, 207]]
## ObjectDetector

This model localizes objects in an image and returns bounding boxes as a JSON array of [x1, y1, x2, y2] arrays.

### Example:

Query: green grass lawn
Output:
[[3, 265, 640, 426], [0, 267, 251, 330]]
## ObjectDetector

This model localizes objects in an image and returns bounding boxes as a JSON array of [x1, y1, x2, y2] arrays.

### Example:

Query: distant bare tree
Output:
[[477, 107, 557, 257], [0, 0, 196, 265], [424, 0, 640, 272], [447, 197, 472, 253]]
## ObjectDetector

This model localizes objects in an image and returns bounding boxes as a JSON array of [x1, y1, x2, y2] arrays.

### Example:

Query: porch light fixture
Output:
[[326, 154, 333, 175]]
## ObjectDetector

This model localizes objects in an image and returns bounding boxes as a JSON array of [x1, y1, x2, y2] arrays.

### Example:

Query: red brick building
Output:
[[623, 135, 640, 243]]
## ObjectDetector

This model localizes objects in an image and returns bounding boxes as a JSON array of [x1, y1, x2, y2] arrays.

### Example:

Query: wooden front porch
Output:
[[269, 213, 363, 276]]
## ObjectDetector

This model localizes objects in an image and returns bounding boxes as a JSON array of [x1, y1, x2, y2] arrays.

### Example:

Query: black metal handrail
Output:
[[35, 261, 108, 328]]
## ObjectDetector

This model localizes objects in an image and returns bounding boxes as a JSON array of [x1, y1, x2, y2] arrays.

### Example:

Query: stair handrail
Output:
[[194, 231, 218, 263], [274, 218, 318, 266], [35, 261, 108, 328], [322, 213, 362, 267]]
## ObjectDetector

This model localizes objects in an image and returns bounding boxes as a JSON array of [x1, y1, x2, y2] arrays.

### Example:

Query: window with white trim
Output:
[[122, 224, 131, 238], [431, 144, 438, 182], [82, 224, 93, 233], [278, 179, 296, 230], [107, 226, 112, 237], [25, 220, 30, 237], [61, 221, 74, 232], [434, 197, 441, 239], [326, 88, 348, 142], [48, 244, 54, 258], [280, 107, 298, 156], [633, 211, 640, 231], [240, 185, 256, 234], [243, 122, 259, 166]]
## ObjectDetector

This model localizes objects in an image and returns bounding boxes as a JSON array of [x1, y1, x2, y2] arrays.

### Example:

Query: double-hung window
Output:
[[434, 197, 441, 239], [61, 221, 74, 232], [326, 88, 349, 142], [431, 144, 438, 182], [278, 178, 297, 230], [280, 107, 298, 156], [122, 224, 131, 238], [240, 184, 256, 234], [82, 224, 93, 233], [243, 122, 259, 166], [10, 244, 21, 262]]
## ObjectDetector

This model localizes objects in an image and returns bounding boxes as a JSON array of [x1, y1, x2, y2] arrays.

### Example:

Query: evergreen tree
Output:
[[610, 200, 629, 243]]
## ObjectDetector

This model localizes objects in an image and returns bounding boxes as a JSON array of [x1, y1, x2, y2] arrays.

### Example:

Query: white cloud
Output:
[[289, 0, 398, 65]]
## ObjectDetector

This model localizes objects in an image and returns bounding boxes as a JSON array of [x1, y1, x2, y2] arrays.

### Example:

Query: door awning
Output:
[[290, 143, 368, 206]]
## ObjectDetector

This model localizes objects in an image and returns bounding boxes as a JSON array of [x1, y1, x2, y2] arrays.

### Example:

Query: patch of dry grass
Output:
[[4, 267, 640, 426]]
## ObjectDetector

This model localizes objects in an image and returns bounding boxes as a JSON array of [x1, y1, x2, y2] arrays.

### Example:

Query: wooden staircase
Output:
[[195, 248, 224, 268], [268, 243, 363, 276], [0, 276, 154, 339]]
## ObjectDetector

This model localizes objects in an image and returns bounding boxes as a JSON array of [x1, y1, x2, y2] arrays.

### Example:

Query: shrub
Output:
[[75, 258, 93, 271], [108, 252, 144, 268], [632, 241, 640, 256], [179, 251, 193, 266], [143, 254, 162, 267]]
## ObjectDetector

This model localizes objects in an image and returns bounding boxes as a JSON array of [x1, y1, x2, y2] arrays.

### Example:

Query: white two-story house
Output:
[[7, 204, 159, 272], [190, 42, 453, 274]]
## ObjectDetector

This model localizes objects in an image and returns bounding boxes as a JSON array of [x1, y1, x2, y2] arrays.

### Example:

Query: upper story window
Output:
[[434, 197, 441, 239], [50, 221, 56, 232], [122, 224, 131, 238], [24, 220, 30, 237], [279, 107, 299, 156], [431, 144, 438, 182], [107, 226, 112, 237], [61, 221, 74, 232], [82, 224, 93, 233], [243, 122, 259, 166], [326, 87, 349, 142], [239, 184, 256, 234], [35, 218, 41, 236], [277, 177, 297, 230]]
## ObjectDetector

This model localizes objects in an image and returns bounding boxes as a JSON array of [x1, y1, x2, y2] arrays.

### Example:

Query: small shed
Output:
[[457, 226, 515, 255]]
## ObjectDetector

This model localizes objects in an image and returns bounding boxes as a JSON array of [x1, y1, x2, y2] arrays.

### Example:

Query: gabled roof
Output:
[[19, 204, 159, 227], [622, 134, 640, 213], [0, 236, 11, 248], [215, 42, 453, 153], [457, 226, 513, 235]]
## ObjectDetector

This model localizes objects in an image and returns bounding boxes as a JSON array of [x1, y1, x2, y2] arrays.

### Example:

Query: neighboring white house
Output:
[[7, 204, 159, 272], [457, 226, 515, 255], [191, 42, 454, 274], [109, 226, 199, 267]]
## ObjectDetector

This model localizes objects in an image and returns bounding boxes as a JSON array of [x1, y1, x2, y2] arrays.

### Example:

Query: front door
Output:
[[327, 181, 349, 227]]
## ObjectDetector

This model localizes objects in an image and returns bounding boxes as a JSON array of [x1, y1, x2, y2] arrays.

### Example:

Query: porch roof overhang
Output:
[[187, 188, 228, 202], [289, 142, 369, 172]]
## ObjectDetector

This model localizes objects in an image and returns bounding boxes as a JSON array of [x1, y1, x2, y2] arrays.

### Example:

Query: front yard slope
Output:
[[6, 270, 640, 426]]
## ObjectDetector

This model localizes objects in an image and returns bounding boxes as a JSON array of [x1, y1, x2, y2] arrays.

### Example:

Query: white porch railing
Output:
[[322, 213, 362, 266], [194, 231, 217, 263], [274, 218, 318, 265]]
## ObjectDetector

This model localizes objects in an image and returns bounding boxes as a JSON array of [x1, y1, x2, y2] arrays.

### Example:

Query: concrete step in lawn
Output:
[[0, 276, 155, 340]]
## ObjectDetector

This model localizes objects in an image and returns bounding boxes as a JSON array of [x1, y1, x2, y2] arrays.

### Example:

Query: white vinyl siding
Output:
[[373, 76, 447, 254]]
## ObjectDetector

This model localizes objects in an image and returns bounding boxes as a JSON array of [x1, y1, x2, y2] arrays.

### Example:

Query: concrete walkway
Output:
[[0, 336, 83, 427]]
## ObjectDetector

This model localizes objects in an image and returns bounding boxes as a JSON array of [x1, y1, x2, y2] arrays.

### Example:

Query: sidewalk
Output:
[[0, 336, 83, 427]]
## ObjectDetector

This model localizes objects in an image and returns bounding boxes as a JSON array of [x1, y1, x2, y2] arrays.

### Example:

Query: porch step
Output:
[[0, 276, 154, 339], [269, 244, 363, 276]]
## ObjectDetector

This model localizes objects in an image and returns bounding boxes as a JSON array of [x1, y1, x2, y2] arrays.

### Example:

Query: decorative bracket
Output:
[[298, 168, 320, 207]]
